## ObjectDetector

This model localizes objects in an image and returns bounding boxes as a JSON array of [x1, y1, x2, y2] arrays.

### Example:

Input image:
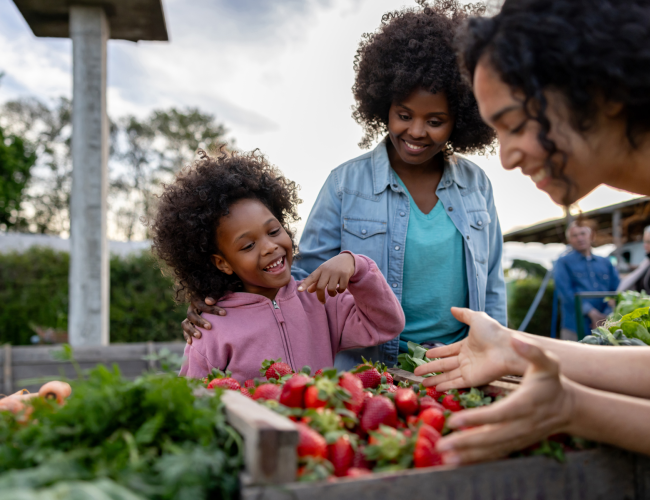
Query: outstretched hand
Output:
[[414, 307, 527, 390], [435, 336, 576, 465], [298, 253, 356, 304]]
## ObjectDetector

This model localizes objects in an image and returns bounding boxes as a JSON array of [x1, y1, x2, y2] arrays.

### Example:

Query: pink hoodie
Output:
[[179, 253, 405, 382]]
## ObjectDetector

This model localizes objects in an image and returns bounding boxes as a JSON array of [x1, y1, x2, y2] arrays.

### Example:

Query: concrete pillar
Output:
[[68, 7, 110, 346]]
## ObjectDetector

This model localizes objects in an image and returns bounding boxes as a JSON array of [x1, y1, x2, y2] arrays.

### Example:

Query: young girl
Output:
[[150, 149, 405, 381], [184, 1, 506, 371]]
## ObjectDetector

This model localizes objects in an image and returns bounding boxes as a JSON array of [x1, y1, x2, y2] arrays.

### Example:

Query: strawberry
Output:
[[381, 371, 394, 385], [394, 388, 419, 417], [353, 362, 382, 389], [338, 372, 364, 415], [207, 377, 241, 391], [426, 386, 445, 402], [346, 467, 372, 477], [314, 368, 324, 377], [383, 384, 398, 394], [352, 446, 371, 469], [419, 395, 445, 412], [252, 383, 281, 401], [244, 379, 256, 388], [363, 392, 374, 403], [304, 385, 328, 409], [413, 424, 443, 468], [240, 387, 253, 399], [261, 358, 293, 380], [418, 407, 445, 433], [442, 393, 463, 412], [328, 434, 355, 477], [279, 374, 310, 408], [296, 422, 328, 459], [360, 395, 398, 433]]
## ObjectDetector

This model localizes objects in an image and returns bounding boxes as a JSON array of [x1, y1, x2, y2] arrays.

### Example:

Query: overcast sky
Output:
[[0, 0, 639, 247]]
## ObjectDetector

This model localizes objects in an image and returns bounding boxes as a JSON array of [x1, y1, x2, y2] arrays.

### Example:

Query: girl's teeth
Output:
[[531, 169, 548, 183], [265, 257, 283, 270]]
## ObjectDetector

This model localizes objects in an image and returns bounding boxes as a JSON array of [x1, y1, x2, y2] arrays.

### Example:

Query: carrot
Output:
[[0, 397, 25, 414], [38, 381, 72, 404]]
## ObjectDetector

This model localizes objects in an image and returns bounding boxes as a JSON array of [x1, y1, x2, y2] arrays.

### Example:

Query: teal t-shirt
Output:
[[395, 173, 470, 352]]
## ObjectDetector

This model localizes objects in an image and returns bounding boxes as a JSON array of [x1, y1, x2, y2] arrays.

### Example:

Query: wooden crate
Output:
[[220, 368, 650, 500], [1, 341, 186, 394]]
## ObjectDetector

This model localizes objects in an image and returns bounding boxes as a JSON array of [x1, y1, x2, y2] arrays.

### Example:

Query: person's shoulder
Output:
[[452, 155, 490, 185], [331, 149, 374, 177]]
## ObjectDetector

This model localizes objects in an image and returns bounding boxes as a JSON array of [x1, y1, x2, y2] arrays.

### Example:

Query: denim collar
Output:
[[371, 137, 466, 195]]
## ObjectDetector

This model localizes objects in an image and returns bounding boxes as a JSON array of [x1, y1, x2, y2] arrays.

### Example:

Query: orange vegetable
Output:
[[39, 381, 72, 404], [0, 397, 25, 414]]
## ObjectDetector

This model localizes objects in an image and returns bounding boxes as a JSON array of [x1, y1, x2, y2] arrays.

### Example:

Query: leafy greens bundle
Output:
[[0, 365, 243, 500]]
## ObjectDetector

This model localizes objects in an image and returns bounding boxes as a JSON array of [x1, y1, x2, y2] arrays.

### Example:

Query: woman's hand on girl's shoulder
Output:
[[298, 253, 356, 304], [182, 297, 227, 344]]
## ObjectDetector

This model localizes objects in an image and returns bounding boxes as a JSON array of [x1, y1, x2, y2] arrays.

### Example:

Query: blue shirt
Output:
[[554, 250, 620, 333], [292, 139, 507, 368], [394, 174, 469, 352]]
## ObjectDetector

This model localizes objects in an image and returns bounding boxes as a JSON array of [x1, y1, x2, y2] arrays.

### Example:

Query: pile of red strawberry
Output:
[[203, 359, 494, 481]]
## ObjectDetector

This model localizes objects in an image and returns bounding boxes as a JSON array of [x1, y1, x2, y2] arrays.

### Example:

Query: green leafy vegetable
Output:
[[0, 366, 243, 499], [614, 290, 650, 317], [396, 342, 434, 376]]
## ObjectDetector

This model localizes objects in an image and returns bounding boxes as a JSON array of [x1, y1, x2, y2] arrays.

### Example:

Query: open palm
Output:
[[414, 308, 526, 390]]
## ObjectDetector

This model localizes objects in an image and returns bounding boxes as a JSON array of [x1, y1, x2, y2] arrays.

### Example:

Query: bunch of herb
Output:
[[396, 342, 434, 375], [0, 365, 243, 500], [614, 290, 650, 317]]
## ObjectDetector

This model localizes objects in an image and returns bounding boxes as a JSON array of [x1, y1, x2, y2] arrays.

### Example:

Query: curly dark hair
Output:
[[149, 149, 301, 303], [352, 0, 495, 153], [457, 0, 650, 203]]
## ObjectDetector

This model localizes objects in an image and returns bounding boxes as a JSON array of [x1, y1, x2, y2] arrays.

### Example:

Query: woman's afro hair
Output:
[[149, 148, 301, 303], [457, 0, 650, 203], [352, 0, 495, 153]]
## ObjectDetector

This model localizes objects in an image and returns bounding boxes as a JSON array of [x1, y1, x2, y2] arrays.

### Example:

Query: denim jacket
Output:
[[554, 250, 619, 334], [292, 140, 507, 367]]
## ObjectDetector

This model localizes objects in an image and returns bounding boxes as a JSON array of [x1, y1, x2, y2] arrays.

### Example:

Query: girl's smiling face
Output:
[[387, 87, 455, 165], [211, 198, 293, 300]]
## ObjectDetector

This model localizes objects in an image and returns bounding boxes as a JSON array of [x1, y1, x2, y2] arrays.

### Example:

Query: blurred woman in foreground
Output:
[[415, 0, 650, 464]]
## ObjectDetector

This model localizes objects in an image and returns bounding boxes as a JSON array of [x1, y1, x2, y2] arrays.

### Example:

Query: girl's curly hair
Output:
[[352, 0, 495, 153], [457, 0, 650, 204], [149, 149, 301, 303]]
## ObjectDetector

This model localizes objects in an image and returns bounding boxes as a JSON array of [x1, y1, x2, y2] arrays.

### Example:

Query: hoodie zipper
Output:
[[271, 299, 296, 369]]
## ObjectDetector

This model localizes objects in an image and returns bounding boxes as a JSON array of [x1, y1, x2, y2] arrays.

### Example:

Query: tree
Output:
[[0, 97, 231, 238], [0, 97, 73, 234], [110, 107, 230, 240], [0, 126, 36, 230]]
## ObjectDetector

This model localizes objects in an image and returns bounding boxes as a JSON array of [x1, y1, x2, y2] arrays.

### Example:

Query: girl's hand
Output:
[[436, 336, 576, 465], [298, 253, 356, 304], [414, 307, 527, 390], [182, 297, 227, 345]]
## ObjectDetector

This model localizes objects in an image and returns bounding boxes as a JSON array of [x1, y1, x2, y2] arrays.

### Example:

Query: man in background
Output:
[[554, 221, 620, 341]]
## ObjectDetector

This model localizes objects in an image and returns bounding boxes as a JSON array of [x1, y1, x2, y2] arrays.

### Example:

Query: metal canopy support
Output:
[[68, 7, 110, 346]]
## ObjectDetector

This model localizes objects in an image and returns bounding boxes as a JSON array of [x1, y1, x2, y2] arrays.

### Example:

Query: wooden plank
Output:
[[3, 344, 12, 395], [242, 447, 640, 500], [636, 453, 650, 499], [9, 342, 185, 365], [388, 368, 518, 397], [221, 390, 298, 485]]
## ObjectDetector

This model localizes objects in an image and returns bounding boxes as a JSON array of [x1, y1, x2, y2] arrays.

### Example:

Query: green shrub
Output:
[[0, 246, 185, 345], [507, 277, 556, 337]]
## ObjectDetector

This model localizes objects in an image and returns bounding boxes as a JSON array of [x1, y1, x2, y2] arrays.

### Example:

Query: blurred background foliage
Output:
[[0, 247, 184, 345], [507, 259, 556, 337]]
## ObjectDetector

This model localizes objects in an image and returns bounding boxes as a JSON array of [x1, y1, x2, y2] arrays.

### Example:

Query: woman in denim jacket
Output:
[[183, 2, 507, 369]]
